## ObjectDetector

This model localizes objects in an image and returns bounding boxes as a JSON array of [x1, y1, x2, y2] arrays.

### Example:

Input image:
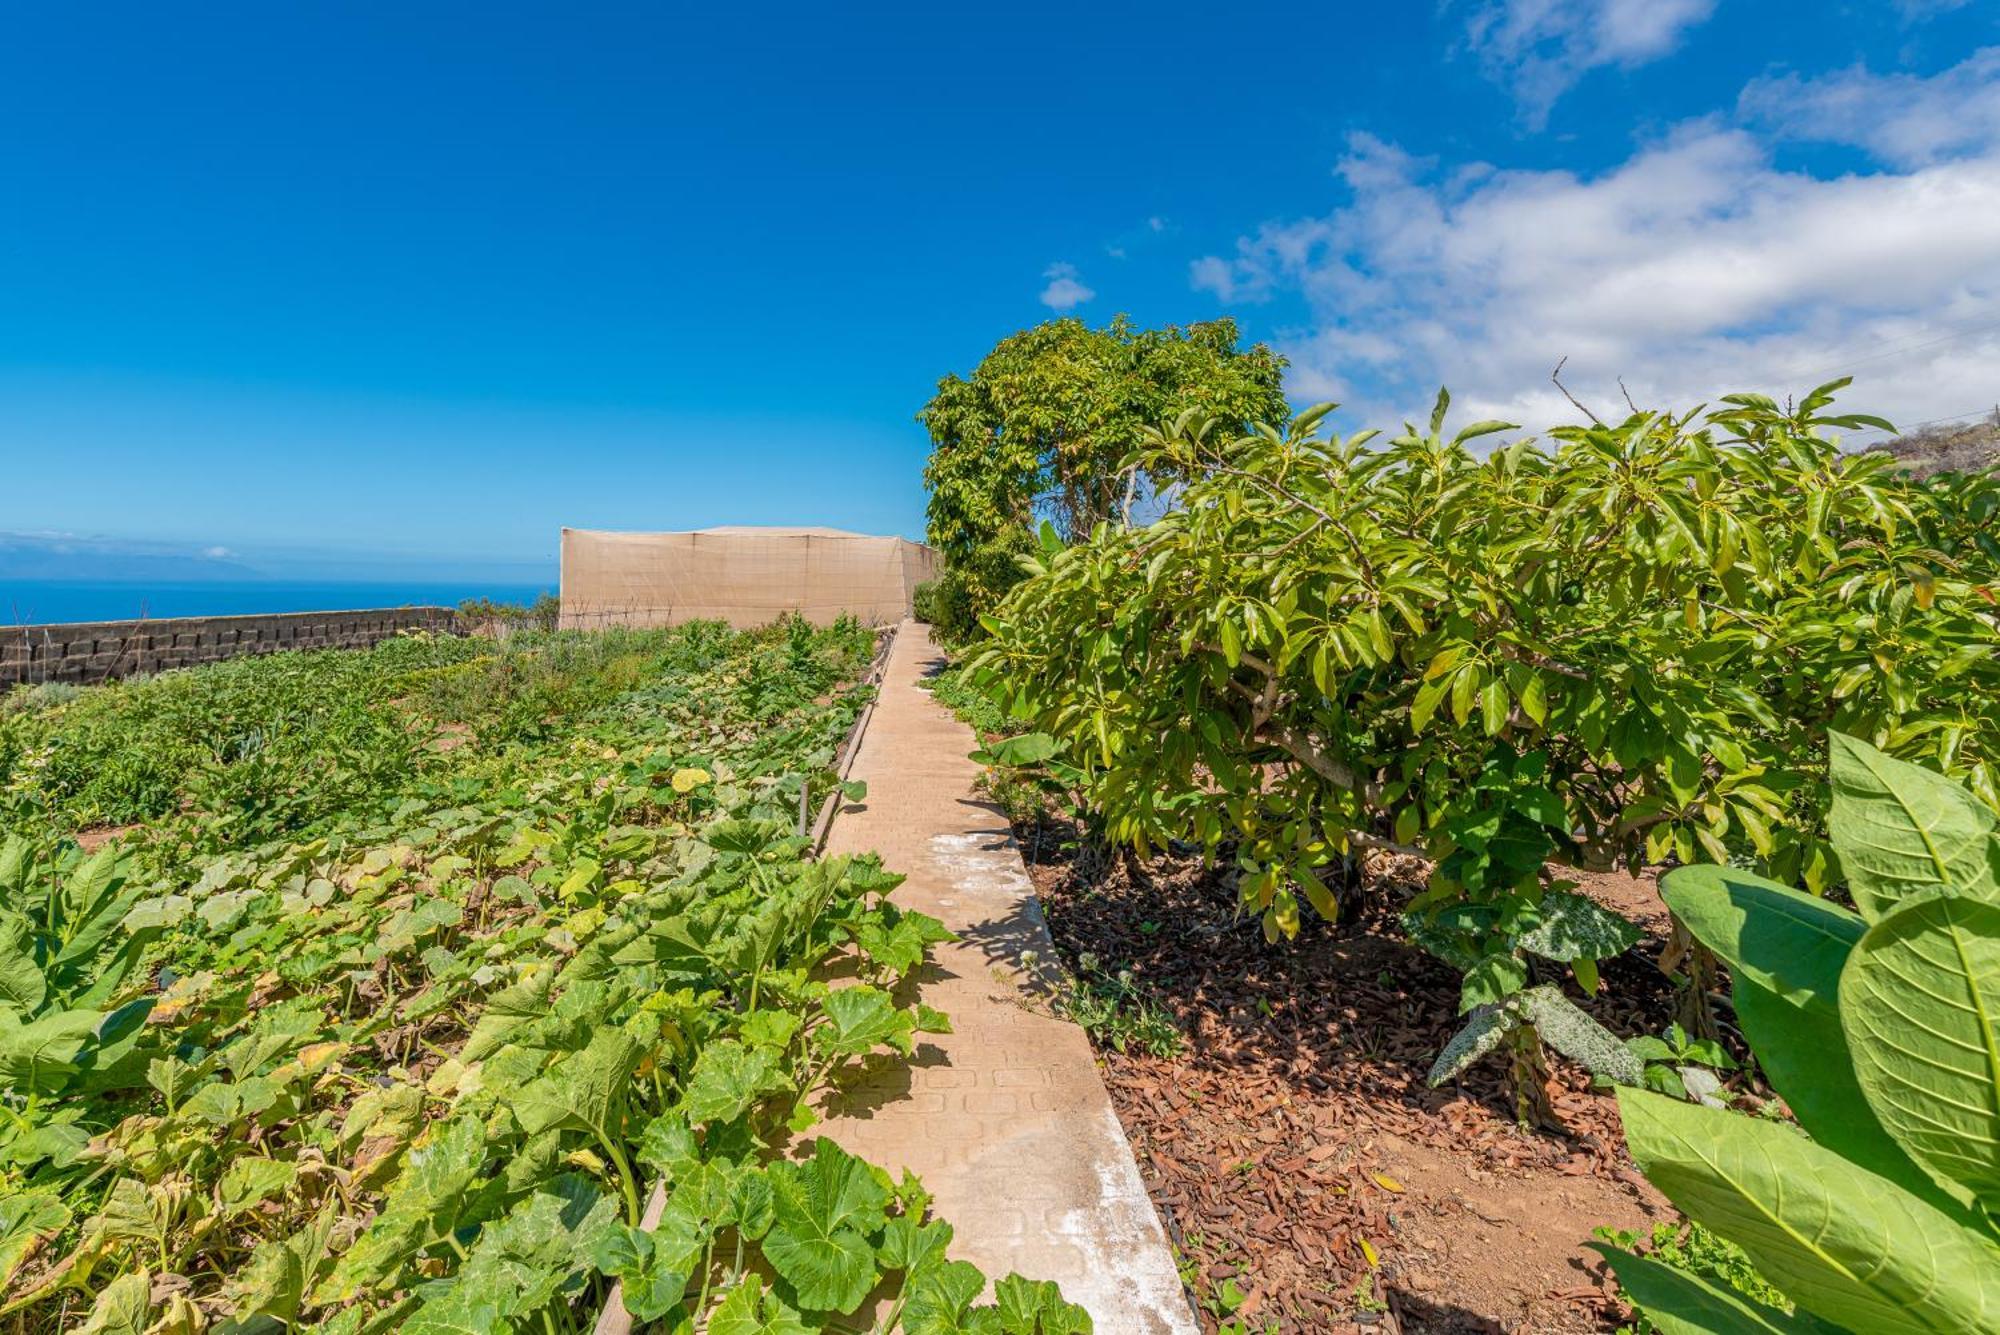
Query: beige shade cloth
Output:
[[559, 526, 938, 629]]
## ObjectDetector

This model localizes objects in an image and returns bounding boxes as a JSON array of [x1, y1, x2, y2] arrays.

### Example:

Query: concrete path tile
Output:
[[819, 622, 1198, 1334]]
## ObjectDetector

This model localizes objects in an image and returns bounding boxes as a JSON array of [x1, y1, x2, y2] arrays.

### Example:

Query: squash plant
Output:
[[1594, 734, 2000, 1333], [964, 382, 2000, 1116], [1, 622, 1088, 1333]]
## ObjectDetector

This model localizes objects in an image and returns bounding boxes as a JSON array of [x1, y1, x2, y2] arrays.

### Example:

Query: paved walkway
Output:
[[819, 622, 1196, 1334]]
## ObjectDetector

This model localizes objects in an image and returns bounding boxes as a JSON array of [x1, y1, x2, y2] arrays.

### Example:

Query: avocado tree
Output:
[[966, 381, 2000, 1120]]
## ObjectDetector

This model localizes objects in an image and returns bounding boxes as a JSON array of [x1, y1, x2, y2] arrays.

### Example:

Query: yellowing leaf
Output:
[[1370, 1172, 1404, 1193], [670, 767, 711, 794]]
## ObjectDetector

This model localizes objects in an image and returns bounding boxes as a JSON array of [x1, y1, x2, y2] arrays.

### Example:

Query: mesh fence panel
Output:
[[559, 527, 937, 629]]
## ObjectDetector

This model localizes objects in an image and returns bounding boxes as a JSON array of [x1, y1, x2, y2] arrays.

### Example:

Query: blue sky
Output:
[[3, 1, 1996, 580]]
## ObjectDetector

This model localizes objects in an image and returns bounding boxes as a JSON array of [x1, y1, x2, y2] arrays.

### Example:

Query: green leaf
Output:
[[764, 1138, 889, 1313], [1427, 1004, 1519, 1086], [1589, 1243, 1841, 1334], [1828, 733, 2000, 920], [681, 1039, 785, 1126], [1842, 894, 2000, 1213], [512, 1027, 642, 1137], [1518, 891, 1640, 963], [1661, 866, 1864, 1003], [1516, 986, 1643, 1085], [971, 733, 1059, 768], [709, 1277, 815, 1335], [0, 932, 47, 1014], [1458, 954, 1527, 1013], [220, 1157, 299, 1217], [0, 1190, 69, 1289], [0, 1006, 100, 1095], [1617, 1087, 2000, 1333], [75, 1270, 150, 1335], [818, 985, 918, 1057]]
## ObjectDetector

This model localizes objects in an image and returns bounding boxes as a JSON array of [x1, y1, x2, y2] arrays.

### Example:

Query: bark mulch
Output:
[[1018, 823, 1699, 1334]]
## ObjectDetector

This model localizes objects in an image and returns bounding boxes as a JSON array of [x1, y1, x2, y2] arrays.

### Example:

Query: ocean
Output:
[[0, 580, 556, 626]]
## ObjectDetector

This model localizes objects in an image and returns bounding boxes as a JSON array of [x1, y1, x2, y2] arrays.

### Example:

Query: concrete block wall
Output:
[[0, 606, 459, 687]]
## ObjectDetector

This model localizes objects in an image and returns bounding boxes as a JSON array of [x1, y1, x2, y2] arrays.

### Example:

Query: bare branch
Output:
[[1551, 356, 1605, 427]]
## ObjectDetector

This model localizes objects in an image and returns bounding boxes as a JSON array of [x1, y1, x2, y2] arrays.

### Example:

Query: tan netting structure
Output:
[[559, 526, 937, 629]]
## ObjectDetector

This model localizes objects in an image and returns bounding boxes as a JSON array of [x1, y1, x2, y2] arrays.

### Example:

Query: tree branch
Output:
[[1552, 357, 1605, 427]]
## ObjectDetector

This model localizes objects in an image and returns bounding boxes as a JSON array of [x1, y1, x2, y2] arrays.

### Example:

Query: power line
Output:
[[1774, 310, 2000, 385]]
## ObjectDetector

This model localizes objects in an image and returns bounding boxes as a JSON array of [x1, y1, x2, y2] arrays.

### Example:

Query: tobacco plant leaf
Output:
[[0, 927, 47, 1013], [763, 1138, 889, 1314], [0, 1006, 100, 1095], [1618, 1087, 2000, 1333], [1842, 894, 2000, 1211], [1828, 733, 2000, 920], [1588, 1243, 1841, 1334], [1666, 863, 1978, 1212]]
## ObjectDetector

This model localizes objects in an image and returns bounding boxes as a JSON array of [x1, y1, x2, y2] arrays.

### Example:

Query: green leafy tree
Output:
[[1596, 735, 2000, 1333], [965, 381, 2000, 1118], [918, 315, 1286, 639]]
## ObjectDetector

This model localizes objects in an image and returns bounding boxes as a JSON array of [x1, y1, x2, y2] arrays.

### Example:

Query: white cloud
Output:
[[202, 545, 235, 559], [1465, 0, 1717, 127], [1191, 96, 2000, 433], [1147, 216, 1168, 232], [1895, 0, 1968, 16], [1039, 262, 1096, 310], [1742, 48, 2000, 168]]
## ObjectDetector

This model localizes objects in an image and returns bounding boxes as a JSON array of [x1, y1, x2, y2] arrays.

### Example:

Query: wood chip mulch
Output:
[[1018, 823, 1696, 1334]]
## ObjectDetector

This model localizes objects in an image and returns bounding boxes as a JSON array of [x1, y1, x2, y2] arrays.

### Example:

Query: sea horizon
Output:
[[0, 578, 556, 627]]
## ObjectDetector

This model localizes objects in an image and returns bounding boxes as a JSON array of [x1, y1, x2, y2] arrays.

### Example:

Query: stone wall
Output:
[[0, 606, 459, 687]]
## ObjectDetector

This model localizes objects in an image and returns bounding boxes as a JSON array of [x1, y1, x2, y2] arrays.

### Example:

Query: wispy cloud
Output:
[[1741, 47, 2000, 168], [1039, 262, 1096, 310], [1189, 50, 2000, 433], [1464, 0, 1718, 128]]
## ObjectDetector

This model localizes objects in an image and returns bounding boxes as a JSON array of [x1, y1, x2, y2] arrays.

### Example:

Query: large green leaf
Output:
[[1618, 1087, 2000, 1332], [0, 1191, 69, 1289], [75, 1270, 150, 1335], [0, 1006, 101, 1095], [512, 1028, 642, 1138], [1828, 733, 2000, 920], [1843, 894, 2000, 1211], [1665, 865, 1950, 1206], [818, 985, 917, 1057], [764, 1138, 889, 1314], [1661, 865, 1864, 1001], [1732, 978, 1954, 1213], [0, 927, 47, 1014], [708, 1277, 814, 1335], [1588, 1244, 1840, 1334], [680, 1039, 785, 1126]]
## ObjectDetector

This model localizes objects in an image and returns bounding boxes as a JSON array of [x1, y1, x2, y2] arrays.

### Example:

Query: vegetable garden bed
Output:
[[0, 620, 1087, 1334]]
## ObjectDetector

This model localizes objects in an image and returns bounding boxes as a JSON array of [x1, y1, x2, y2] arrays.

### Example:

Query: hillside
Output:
[[1874, 408, 2000, 476]]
